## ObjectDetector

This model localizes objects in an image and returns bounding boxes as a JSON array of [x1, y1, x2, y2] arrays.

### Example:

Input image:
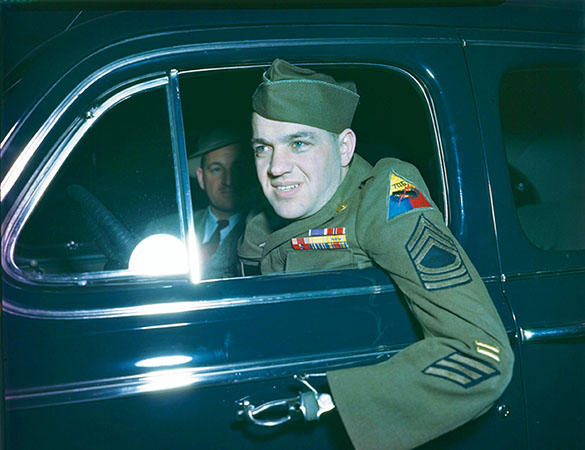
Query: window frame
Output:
[[3, 61, 448, 287], [2, 74, 194, 286]]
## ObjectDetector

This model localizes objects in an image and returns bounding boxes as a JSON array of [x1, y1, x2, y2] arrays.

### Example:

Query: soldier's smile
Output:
[[273, 183, 301, 196]]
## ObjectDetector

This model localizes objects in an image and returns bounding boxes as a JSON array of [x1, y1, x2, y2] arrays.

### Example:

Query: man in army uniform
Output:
[[239, 59, 514, 449]]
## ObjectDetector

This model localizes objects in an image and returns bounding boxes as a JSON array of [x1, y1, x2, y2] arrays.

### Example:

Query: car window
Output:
[[174, 64, 444, 281], [11, 64, 444, 284], [179, 66, 444, 216], [500, 67, 585, 252], [13, 84, 182, 277]]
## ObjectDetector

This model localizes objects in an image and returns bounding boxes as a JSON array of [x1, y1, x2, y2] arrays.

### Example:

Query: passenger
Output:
[[147, 127, 252, 279], [238, 59, 514, 449]]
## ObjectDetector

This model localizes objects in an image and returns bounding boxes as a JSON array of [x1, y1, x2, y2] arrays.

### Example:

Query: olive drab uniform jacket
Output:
[[238, 154, 514, 450]]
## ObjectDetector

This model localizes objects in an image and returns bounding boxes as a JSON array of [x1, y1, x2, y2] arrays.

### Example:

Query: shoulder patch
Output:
[[387, 172, 431, 220], [406, 215, 472, 290], [422, 352, 500, 388]]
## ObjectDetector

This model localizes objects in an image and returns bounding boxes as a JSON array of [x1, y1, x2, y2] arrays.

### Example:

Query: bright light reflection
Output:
[[425, 68, 436, 80], [137, 369, 199, 393], [129, 234, 188, 276], [523, 330, 534, 340], [136, 302, 197, 316], [139, 322, 190, 331], [136, 355, 193, 368]]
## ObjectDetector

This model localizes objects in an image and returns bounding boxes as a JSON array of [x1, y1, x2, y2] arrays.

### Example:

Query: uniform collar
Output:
[[262, 154, 373, 256]]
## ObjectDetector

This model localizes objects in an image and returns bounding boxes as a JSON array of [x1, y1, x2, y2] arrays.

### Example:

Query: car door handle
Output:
[[237, 374, 335, 427]]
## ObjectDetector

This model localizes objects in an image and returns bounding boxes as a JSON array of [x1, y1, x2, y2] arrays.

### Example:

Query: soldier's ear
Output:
[[195, 167, 206, 191], [338, 128, 356, 168]]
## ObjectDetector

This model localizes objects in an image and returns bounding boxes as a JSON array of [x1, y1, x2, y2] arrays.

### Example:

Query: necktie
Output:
[[202, 219, 229, 262]]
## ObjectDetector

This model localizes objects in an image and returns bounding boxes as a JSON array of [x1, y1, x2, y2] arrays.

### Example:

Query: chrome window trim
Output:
[[1, 36, 457, 202], [2, 37, 450, 289], [521, 322, 585, 344], [167, 69, 201, 284], [2, 77, 170, 285], [5, 347, 399, 411], [463, 40, 584, 51], [2, 274, 500, 320], [2, 282, 398, 320]]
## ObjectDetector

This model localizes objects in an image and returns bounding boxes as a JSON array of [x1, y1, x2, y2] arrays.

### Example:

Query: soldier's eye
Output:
[[292, 141, 307, 151]]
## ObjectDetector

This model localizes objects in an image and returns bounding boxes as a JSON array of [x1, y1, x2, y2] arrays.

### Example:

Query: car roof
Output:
[[1, 1, 583, 166]]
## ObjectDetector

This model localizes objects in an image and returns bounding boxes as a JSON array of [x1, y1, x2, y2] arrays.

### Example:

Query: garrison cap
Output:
[[252, 59, 360, 133]]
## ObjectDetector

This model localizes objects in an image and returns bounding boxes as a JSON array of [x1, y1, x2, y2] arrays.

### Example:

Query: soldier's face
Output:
[[195, 144, 246, 218], [252, 113, 347, 220]]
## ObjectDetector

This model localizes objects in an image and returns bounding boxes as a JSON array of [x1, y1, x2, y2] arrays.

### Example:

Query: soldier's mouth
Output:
[[275, 184, 299, 192]]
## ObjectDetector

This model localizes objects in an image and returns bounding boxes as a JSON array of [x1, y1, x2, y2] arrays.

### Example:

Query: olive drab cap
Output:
[[252, 59, 360, 133]]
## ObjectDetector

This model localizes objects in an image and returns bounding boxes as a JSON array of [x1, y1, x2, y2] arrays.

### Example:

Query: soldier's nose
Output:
[[268, 148, 292, 177]]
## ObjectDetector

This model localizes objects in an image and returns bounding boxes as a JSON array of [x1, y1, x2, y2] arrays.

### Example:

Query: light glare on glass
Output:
[[129, 234, 188, 275]]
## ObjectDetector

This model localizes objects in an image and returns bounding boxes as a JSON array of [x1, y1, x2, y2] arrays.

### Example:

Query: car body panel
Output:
[[462, 28, 585, 448]]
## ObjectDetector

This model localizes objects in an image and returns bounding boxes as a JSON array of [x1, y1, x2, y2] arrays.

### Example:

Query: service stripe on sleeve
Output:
[[422, 352, 500, 388]]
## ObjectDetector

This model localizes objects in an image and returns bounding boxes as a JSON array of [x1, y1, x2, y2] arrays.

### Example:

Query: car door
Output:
[[461, 28, 585, 449], [2, 19, 524, 449]]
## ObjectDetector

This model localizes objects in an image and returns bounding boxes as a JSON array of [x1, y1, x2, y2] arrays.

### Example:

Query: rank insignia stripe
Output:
[[387, 172, 432, 220], [422, 352, 500, 388], [475, 340, 500, 354], [406, 215, 472, 290], [476, 348, 501, 362]]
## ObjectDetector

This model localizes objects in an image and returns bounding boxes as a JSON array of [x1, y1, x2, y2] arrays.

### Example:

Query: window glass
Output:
[[500, 67, 585, 251], [174, 65, 442, 280], [14, 86, 182, 276]]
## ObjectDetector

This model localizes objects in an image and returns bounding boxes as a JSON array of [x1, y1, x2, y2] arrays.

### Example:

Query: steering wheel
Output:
[[67, 184, 139, 270]]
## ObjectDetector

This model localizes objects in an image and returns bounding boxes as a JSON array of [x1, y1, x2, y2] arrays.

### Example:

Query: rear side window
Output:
[[500, 67, 585, 252]]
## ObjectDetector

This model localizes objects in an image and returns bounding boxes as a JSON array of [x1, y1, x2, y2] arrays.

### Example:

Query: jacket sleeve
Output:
[[326, 158, 514, 450]]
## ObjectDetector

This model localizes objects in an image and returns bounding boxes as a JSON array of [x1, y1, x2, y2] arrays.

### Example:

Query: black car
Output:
[[1, 2, 584, 449]]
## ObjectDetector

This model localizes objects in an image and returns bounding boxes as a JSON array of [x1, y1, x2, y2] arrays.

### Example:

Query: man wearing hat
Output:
[[239, 59, 514, 449], [147, 126, 251, 279]]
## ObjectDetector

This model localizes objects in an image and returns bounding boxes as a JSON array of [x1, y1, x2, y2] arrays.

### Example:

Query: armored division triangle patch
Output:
[[387, 172, 431, 220]]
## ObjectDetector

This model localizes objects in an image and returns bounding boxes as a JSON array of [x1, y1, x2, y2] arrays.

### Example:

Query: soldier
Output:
[[238, 59, 514, 449]]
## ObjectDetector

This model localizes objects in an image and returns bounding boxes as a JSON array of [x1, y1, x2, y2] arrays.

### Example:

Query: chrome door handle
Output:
[[237, 374, 336, 427]]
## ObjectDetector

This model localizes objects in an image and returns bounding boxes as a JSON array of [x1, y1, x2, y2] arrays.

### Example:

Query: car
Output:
[[1, 2, 584, 449]]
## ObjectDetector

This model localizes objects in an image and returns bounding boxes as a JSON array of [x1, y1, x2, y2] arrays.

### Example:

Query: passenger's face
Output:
[[196, 144, 245, 218], [252, 113, 347, 220]]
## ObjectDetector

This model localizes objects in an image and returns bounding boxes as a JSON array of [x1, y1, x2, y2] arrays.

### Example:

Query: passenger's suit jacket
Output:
[[193, 208, 245, 280], [144, 208, 245, 280]]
